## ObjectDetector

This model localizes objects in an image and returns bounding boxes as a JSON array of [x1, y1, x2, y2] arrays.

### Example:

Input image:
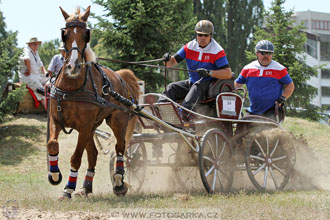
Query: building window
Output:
[[311, 20, 330, 30], [320, 42, 330, 61], [322, 105, 330, 111], [306, 38, 317, 58], [321, 87, 330, 97], [303, 20, 309, 29], [321, 69, 330, 79]]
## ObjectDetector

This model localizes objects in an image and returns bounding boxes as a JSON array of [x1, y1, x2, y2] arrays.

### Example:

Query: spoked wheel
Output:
[[173, 140, 202, 192], [199, 128, 234, 194], [245, 128, 295, 192], [109, 142, 147, 193]]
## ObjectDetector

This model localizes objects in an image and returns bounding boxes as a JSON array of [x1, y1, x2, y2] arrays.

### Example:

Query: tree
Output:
[[193, 0, 264, 74], [0, 7, 26, 122], [226, 0, 264, 74], [92, 0, 196, 92], [246, 0, 320, 120], [38, 39, 61, 69]]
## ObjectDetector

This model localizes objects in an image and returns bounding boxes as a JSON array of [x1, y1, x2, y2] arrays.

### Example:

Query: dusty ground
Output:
[[1, 114, 329, 219]]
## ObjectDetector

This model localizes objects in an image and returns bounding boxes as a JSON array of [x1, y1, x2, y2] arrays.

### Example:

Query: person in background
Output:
[[234, 40, 295, 121], [48, 42, 65, 77], [19, 37, 49, 109], [159, 20, 232, 121]]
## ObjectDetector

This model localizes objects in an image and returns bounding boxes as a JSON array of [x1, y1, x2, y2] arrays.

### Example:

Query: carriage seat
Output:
[[200, 73, 235, 104]]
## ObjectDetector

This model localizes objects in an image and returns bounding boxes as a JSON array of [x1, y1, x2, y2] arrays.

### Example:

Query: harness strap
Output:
[[50, 62, 145, 134]]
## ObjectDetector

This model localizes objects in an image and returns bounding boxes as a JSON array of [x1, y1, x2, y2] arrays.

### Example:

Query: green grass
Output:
[[0, 116, 329, 219]]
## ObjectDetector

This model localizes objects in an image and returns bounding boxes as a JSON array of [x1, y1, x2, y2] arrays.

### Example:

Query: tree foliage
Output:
[[92, 0, 196, 92], [247, 0, 320, 120], [0, 8, 23, 122], [0, 10, 21, 94], [38, 39, 61, 69]]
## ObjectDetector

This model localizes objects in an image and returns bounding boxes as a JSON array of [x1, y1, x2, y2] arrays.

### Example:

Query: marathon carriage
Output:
[[108, 78, 296, 193]]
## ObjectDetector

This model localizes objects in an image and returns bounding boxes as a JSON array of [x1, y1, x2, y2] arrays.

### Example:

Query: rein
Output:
[[96, 57, 199, 73]]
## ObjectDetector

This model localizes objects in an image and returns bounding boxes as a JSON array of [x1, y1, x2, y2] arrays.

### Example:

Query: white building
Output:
[[292, 11, 330, 112]]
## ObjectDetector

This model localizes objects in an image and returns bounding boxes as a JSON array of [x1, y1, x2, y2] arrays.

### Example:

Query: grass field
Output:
[[0, 114, 329, 219]]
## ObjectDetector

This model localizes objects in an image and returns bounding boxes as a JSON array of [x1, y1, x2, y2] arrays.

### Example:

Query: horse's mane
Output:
[[66, 7, 83, 22], [65, 6, 96, 63], [85, 45, 96, 63]]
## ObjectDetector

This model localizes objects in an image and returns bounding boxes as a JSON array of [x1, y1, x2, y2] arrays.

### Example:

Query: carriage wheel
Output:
[[198, 128, 234, 194], [109, 142, 147, 193], [245, 128, 294, 192], [173, 140, 202, 192]]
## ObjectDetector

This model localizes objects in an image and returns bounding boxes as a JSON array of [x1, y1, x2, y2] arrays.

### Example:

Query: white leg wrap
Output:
[[114, 173, 123, 187]]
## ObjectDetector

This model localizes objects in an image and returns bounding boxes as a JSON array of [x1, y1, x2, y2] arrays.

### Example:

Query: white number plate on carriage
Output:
[[222, 96, 236, 116]]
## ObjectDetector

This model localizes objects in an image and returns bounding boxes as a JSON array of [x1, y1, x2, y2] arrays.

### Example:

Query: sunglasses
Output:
[[197, 33, 210, 37], [259, 51, 273, 56]]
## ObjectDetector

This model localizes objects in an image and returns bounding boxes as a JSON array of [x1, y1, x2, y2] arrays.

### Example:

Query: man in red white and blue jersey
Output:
[[235, 40, 295, 119], [159, 20, 232, 116]]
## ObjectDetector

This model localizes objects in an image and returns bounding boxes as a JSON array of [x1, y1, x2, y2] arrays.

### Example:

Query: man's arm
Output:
[[211, 67, 232, 80], [234, 81, 244, 89], [24, 58, 31, 76], [282, 81, 295, 99]]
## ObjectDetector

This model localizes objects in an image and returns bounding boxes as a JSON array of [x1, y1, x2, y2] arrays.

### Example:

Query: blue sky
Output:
[[1, 0, 329, 48]]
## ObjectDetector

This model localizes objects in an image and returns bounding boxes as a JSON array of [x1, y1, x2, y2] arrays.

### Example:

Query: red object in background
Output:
[[27, 87, 40, 108]]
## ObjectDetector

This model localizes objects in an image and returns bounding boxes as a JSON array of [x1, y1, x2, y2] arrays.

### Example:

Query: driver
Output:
[[159, 20, 232, 121], [234, 40, 295, 121]]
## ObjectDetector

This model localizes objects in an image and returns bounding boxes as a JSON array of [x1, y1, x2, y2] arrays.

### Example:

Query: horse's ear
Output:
[[59, 6, 70, 20], [81, 5, 91, 22]]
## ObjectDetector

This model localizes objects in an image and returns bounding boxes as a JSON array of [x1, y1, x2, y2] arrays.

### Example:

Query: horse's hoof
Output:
[[73, 188, 89, 198], [58, 192, 71, 200], [48, 172, 62, 185], [113, 182, 128, 197]]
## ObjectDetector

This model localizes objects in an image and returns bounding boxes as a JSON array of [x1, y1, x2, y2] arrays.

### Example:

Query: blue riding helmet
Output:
[[255, 40, 274, 53]]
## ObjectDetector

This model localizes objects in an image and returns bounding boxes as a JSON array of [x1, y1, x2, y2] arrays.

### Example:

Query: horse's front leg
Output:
[[74, 137, 98, 197], [47, 116, 62, 186], [60, 132, 92, 199]]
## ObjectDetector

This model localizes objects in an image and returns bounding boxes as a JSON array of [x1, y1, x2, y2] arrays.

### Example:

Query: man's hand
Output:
[[197, 68, 211, 78], [276, 95, 286, 106], [163, 53, 171, 62]]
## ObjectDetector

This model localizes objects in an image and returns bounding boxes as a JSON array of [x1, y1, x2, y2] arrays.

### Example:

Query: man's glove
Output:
[[197, 68, 211, 78], [276, 95, 286, 106], [163, 53, 171, 62]]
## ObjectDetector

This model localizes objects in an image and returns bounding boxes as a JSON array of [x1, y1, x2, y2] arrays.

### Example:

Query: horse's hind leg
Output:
[[107, 112, 135, 196]]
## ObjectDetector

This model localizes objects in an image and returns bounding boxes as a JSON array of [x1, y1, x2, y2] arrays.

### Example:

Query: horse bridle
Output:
[[61, 20, 90, 64]]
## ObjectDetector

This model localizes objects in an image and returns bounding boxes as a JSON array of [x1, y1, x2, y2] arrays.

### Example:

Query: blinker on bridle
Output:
[[61, 20, 90, 66]]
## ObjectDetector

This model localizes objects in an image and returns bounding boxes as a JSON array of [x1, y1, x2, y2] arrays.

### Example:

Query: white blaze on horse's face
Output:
[[67, 27, 79, 76]]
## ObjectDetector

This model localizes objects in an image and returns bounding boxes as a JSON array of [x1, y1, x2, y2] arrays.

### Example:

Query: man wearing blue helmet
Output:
[[235, 40, 295, 120]]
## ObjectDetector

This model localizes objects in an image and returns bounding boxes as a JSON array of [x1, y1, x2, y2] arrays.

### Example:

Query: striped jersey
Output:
[[235, 60, 293, 114], [176, 38, 229, 83]]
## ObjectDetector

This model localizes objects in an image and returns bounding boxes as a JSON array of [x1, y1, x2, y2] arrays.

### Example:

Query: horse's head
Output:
[[59, 6, 93, 77]]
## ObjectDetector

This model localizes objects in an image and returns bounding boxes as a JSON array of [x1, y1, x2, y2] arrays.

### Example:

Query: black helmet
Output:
[[195, 20, 214, 34], [255, 40, 274, 53]]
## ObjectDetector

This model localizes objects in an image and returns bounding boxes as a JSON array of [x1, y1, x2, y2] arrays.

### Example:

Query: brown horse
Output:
[[47, 5, 139, 198]]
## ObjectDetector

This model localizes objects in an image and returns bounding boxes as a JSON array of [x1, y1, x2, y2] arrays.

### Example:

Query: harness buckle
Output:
[[102, 85, 110, 96], [57, 105, 62, 112]]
